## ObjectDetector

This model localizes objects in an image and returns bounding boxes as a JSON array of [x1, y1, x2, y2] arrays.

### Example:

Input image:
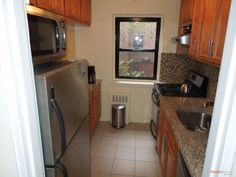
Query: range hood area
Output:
[[175, 33, 191, 45], [174, 24, 192, 46]]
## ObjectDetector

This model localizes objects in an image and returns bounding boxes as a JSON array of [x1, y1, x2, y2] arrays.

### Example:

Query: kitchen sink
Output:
[[176, 109, 212, 132]]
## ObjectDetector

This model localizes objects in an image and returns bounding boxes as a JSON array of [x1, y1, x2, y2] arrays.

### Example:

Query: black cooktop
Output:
[[153, 83, 205, 97], [153, 70, 208, 98]]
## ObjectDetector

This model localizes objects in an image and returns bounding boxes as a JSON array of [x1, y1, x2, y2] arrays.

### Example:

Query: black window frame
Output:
[[115, 17, 161, 80]]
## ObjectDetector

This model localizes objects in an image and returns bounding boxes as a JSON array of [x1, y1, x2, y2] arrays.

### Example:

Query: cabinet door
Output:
[[160, 121, 169, 177], [92, 96, 98, 131], [65, 0, 81, 21], [212, 0, 231, 65], [198, 0, 221, 61], [29, 0, 37, 5], [157, 109, 165, 155], [157, 117, 163, 155], [97, 84, 101, 120], [160, 132, 168, 177], [54, 0, 65, 15], [189, 0, 204, 58], [89, 94, 93, 135], [37, 0, 54, 11], [179, 0, 195, 24], [166, 144, 178, 177], [80, 0, 91, 25]]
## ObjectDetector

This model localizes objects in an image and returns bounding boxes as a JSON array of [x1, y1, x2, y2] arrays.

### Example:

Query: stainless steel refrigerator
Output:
[[34, 61, 90, 177]]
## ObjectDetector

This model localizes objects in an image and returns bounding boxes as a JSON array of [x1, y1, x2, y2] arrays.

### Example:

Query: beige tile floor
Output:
[[91, 121, 163, 177]]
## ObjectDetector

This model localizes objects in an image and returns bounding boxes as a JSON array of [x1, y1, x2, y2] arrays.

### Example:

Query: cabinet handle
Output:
[[208, 40, 214, 57], [194, 39, 197, 54], [210, 40, 214, 57], [208, 40, 211, 57]]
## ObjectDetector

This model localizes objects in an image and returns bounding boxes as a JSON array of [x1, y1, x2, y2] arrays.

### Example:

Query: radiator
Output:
[[110, 92, 130, 124]]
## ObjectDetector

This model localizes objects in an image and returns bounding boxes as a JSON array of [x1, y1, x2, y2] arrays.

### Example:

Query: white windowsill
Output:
[[110, 79, 160, 88]]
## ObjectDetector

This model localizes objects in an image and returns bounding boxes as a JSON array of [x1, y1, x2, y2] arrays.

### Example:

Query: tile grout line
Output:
[[92, 122, 157, 177]]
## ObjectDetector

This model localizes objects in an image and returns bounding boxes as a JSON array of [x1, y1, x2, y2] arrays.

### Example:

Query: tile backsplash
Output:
[[159, 53, 195, 83], [160, 53, 219, 100], [193, 61, 219, 101]]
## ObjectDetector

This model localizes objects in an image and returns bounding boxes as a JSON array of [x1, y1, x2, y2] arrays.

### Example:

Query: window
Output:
[[115, 17, 161, 80]]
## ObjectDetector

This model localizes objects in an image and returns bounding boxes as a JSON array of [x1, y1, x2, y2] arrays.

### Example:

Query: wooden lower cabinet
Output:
[[166, 144, 178, 177], [157, 108, 178, 177], [89, 80, 101, 136]]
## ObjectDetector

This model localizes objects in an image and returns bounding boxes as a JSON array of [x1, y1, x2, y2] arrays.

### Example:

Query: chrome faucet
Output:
[[203, 101, 214, 108]]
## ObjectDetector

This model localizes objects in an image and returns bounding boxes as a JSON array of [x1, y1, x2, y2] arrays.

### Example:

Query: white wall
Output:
[[0, 0, 45, 177], [74, 0, 181, 122]]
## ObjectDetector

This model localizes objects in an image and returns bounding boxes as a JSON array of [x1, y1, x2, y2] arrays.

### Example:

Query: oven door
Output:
[[150, 91, 160, 139]]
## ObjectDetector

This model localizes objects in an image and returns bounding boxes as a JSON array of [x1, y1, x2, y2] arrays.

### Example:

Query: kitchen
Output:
[[0, 0, 236, 177]]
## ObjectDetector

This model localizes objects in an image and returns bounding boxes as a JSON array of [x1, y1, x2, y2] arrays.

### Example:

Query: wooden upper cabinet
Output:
[[37, 0, 54, 11], [177, 0, 194, 54], [34, 0, 64, 15], [198, 0, 221, 61], [65, 0, 81, 21], [30, 0, 91, 25], [189, 0, 204, 58], [29, 0, 37, 5], [179, 0, 195, 24], [190, 0, 231, 66], [80, 0, 91, 25], [53, 0, 65, 15], [212, 0, 231, 65]]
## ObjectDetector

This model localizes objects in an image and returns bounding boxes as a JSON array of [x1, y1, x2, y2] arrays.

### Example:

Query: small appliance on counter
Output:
[[150, 70, 208, 140], [88, 65, 96, 84]]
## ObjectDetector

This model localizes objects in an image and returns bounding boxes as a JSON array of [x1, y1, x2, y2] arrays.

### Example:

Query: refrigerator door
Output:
[[45, 117, 91, 177], [60, 117, 91, 177], [35, 62, 88, 165], [45, 161, 68, 177]]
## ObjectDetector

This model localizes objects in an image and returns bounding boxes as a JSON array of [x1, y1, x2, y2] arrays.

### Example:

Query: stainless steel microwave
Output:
[[26, 5, 66, 65]]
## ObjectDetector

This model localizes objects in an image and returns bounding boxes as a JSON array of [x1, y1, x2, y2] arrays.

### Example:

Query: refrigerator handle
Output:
[[46, 161, 68, 177], [55, 162, 68, 177], [50, 87, 67, 159]]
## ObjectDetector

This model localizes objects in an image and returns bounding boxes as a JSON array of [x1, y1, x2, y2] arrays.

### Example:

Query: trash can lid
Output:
[[112, 104, 126, 109]]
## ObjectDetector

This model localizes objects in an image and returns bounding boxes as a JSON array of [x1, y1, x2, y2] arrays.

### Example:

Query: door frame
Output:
[[1, 0, 236, 177], [0, 0, 45, 177], [202, 0, 236, 176]]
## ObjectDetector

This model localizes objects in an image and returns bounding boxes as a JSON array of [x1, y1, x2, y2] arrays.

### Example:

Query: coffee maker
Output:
[[88, 65, 96, 84]]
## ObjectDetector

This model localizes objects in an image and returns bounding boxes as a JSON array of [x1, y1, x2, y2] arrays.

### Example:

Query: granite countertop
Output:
[[160, 96, 213, 177]]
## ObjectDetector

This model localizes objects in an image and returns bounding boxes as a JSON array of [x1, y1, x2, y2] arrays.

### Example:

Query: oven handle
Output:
[[151, 92, 160, 106]]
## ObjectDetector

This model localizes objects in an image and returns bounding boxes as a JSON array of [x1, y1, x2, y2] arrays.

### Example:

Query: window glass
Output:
[[115, 17, 161, 80]]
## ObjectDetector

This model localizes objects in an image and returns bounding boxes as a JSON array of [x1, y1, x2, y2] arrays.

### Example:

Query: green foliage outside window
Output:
[[119, 59, 144, 77]]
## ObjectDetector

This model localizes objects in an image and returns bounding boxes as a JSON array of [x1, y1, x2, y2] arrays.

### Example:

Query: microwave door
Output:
[[28, 14, 59, 57]]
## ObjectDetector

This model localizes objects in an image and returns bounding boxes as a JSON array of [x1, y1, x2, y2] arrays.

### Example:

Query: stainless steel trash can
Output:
[[112, 104, 126, 128]]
